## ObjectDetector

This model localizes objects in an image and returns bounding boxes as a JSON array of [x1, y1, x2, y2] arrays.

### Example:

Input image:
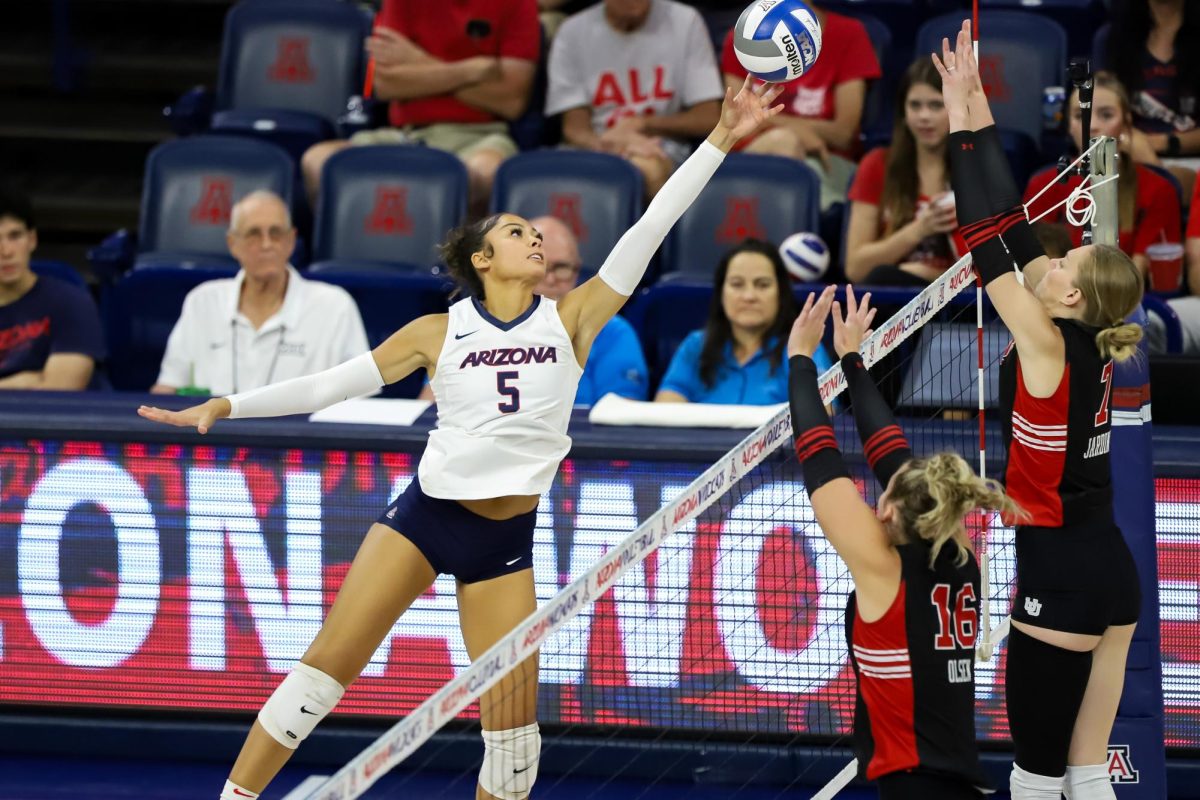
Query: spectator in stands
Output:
[[1025, 73, 1182, 277], [655, 239, 832, 404], [546, 0, 724, 198], [151, 191, 369, 396], [720, 2, 880, 210], [301, 0, 540, 213], [1149, 176, 1200, 354], [419, 214, 649, 404], [0, 186, 104, 390], [844, 60, 961, 287], [1103, 0, 1200, 163]]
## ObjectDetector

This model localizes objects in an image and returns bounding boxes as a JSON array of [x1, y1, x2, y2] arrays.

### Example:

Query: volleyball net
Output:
[[299, 253, 1019, 800]]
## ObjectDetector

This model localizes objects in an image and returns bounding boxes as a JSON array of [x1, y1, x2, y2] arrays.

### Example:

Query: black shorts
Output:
[[877, 771, 984, 799], [1010, 521, 1142, 635], [376, 476, 536, 584]]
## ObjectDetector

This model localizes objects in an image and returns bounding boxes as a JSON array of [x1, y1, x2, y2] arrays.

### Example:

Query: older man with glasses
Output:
[[151, 190, 369, 396]]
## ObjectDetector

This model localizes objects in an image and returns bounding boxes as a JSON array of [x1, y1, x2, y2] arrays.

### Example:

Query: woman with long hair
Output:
[[1024, 72, 1182, 277], [845, 59, 963, 286], [1104, 0, 1200, 159], [788, 285, 1016, 799], [935, 22, 1146, 800], [654, 239, 832, 404], [138, 78, 783, 800]]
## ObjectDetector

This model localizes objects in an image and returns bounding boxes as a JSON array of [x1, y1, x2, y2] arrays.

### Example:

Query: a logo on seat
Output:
[[548, 193, 588, 243], [190, 177, 233, 226], [365, 187, 414, 235], [268, 37, 315, 83], [1023, 596, 1042, 617], [979, 54, 1011, 103], [716, 197, 765, 243], [1107, 744, 1139, 784]]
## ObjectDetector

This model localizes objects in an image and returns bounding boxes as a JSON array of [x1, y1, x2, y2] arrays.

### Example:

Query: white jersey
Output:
[[419, 295, 583, 500]]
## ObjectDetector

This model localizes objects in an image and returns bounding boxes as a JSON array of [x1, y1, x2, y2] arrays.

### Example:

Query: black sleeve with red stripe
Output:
[[842, 353, 913, 488], [973, 126, 1045, 270], [949, 130, 1019, 286], [788, 355, 850, 494]]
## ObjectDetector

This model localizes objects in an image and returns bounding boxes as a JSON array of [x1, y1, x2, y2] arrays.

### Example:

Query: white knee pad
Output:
[[257, 663, 345, 750], [1010, 764, 1066, 800], [478, 722, 541, 800], [1064, 764, 1115, 800]]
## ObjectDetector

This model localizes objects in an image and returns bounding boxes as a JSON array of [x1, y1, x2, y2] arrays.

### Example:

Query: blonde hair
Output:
[[889, 453, 1021, 568], [1076, 244, 1144, 363]]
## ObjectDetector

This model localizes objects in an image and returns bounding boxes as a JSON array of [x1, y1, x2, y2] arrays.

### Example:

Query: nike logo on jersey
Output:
[[454, 330, 479, 340], [300, 705, 318, 715], [505, 556, 523, 566]]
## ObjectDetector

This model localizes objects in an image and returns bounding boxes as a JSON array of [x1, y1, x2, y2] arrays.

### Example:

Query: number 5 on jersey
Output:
[[497, 371, 520, 413]]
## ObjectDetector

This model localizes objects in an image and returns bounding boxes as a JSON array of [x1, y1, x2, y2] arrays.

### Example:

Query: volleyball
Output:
[[732, 0, 823, 83], [780, 231, 830, 282]]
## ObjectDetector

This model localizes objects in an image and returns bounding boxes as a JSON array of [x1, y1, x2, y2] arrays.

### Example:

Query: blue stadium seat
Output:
[[898, 321, 1011, 410], [208, 0, 371, 157], [309, 270, 456, 398], [917, 11, 1067, 148], [622, 279, 712, 390], [134, 135, 295, 272], [662, 154, 820, 279], [311, 145, 469, 273], [31, 260, 85, 289], [103, 265, 237, 391], [836, 10, 896, 149], [1092, 22, 1110, 70], [491, 150, 644, 273], [1142, 294, 1184, 354], [980, 0, 1105, 60]]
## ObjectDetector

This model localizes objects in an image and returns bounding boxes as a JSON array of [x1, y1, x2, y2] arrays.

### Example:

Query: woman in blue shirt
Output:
[[655, 239, 834, 404]]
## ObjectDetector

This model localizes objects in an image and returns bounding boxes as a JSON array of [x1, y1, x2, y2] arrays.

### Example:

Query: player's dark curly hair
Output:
[[437, 213, 505, 300]]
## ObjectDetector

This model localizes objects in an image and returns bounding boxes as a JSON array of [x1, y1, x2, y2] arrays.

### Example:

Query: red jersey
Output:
[[720, 12, 879, 156], [378, 0, 540, 127], [998, 319, 1116, 528], [848, 147, 967, 273], [1188, 173, 1200, 239], [1023, 163, 1181, 256], [846, 543, 987, 787]]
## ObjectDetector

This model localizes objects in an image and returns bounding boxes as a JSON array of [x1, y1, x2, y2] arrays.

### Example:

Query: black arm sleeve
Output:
[[949, 130, 1019, 286], [788, 355, 850, 495], [841, 353, 913, 488], [975, 125, 1045, 269]]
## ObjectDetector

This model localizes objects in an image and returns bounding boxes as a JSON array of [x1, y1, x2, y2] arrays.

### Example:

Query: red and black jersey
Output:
[[845, 543, 988, 787], [998, 319, 1115, 527]]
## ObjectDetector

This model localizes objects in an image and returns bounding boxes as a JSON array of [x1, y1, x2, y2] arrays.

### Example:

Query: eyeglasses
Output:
[[233, 226, 293, 244]]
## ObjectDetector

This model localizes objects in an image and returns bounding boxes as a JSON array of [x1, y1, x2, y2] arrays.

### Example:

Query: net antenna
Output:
[[1068, 57, 1096, 242]]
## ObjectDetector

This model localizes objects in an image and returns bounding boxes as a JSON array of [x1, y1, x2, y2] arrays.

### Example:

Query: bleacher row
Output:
[[78, 0, 1171, 399]]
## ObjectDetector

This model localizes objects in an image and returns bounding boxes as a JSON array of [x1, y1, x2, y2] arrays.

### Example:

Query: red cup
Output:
[[1146, 242, 1184, 293]]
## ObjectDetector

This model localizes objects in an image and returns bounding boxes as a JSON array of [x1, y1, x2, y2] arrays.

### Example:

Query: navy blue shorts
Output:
[[376, 476, 536, 584]]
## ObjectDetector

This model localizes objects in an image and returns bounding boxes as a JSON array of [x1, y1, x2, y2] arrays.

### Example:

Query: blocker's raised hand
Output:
[[719, 75, 786, 143], [788, 284, 836, 360], [832, 285, 877, 358], [138, 397, 230, 435]]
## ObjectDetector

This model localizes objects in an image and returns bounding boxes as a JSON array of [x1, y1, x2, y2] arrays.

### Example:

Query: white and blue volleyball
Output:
[[732, 0, 823, 83], [780, 232, 830, 282]]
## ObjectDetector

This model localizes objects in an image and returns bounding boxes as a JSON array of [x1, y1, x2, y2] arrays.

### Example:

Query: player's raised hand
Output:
[[788, 284, 836, 359], [931, 20, 982, 129], [138, 397, 230, 435], [712, 75, 785, 150], [832, 285, 878, 358]]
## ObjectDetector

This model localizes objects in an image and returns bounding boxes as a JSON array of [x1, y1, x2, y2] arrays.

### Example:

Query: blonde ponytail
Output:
[[1095, 322, 1143, 363], [889, 453, 1023, 568]]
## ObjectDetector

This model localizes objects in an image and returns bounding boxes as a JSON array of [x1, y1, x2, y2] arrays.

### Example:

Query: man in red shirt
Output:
[[720, 3, 880, 209], [301, 0, 540, 214]]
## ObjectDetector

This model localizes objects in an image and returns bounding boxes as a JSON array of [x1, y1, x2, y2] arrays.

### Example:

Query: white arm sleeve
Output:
[[226, 352, 385, 419], [597, 140, 726, 296]]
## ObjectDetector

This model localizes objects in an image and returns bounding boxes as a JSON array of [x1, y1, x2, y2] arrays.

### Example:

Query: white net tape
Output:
[[301, 256, 981, 800]]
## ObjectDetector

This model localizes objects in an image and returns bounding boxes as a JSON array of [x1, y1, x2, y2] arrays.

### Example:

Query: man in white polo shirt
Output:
[[150, 190, 368, 396]]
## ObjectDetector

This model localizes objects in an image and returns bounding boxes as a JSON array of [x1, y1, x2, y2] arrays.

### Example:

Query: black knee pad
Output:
[[1005, 627, 1093, 777]]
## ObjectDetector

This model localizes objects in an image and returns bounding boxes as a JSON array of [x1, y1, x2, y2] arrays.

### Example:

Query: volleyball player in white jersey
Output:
[[138, 78, 782, 800]]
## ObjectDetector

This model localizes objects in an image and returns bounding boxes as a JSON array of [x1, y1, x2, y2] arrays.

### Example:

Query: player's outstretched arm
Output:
[[137, 314, 447, 434], [558, 77, 784, 350], [831, 287, 915, 489], [787, 287, 895, 584]]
